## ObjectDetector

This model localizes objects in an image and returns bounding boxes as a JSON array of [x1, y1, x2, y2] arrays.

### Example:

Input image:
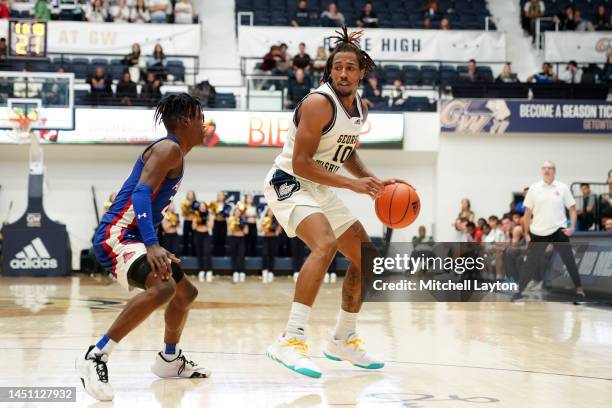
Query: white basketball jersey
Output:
[[274, 82, 364, 178]]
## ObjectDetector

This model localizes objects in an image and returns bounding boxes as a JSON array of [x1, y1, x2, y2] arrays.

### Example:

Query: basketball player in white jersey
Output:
[[263, 27, 409, 378]]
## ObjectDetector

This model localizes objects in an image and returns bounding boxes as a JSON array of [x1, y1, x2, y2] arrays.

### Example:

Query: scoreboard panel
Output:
[[8, 20, 48, 59]]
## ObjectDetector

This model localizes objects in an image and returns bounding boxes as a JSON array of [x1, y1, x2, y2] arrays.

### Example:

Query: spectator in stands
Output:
[[357, 1, 379, 28], [88, 66, 112, 98], [574, 10, 594, 31], [320, 2, 345, 27], [34, 0, 51, 20], [605, 218, 612, 231], [123, 43, 144, 82], [523, 0, 545, 35], [603, 52, 612, 83], [0, 38, 7, 60], [554, 6, 576, 31], [466, 221, 482, 243], [464, 59, 485, 82], [112, 0, 130, 23], [527, 62, 557, 83], [174, 0, 193, 24], [147, 43, 167, 79], [311, 46, 327, 76], [391, 79, 405, 107], [439, 17, 450, 30], [42, 67, 67, 106], [362, 75, 384, 110], [291, 0, 314, 27], [423, 16, 432, 29], [487, 216, 506, 242], [576, 183, 595, 231], [421, 0, 440, 19], [514, 187, 529, 214], [412, 226, 433, 245], [292, 42, 311, 72], [500, 215, 513, 242], [275, 42, 292, 74], [454, 217, 469, 242], [559, 60, 582, 84], [130, 0, 150, 23], [0, 0, 9, 19], [496, 63, 519, 83], [260, 45, 281, 73], [116, 71, 138, 105], [191, 79, 216, 107], [594, 5, 610, 31], [459, 198, 475, 222], [286, 68, 310, 109], [140, 71, 162, 104], [477, 217, 487, 231], [86, 0, 109, 22], [149, 0, 169, 23], [599, 176, 612, 224]]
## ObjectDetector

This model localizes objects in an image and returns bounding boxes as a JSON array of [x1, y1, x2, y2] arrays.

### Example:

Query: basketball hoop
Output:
[[6, 101, 44, 174], [8, 116, 36, 144], [6, 99, 41, 144]]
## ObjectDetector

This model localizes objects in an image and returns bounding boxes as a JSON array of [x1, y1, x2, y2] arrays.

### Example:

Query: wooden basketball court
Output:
[[0, 275, 610, 408]]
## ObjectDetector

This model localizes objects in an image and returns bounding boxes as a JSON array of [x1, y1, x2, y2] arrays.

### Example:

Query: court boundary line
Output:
[[1, 346, 609, 382]]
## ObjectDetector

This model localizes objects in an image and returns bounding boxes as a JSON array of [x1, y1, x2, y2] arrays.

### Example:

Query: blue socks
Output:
[[162, 343, 179, 360]]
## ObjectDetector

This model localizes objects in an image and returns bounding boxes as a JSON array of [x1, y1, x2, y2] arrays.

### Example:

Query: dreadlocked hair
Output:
[[322, 25, 377, 84], [154, 93, 203, 133]]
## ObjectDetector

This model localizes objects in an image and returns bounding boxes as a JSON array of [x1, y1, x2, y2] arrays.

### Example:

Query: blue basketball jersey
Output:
[[96, 136, 183, 244]]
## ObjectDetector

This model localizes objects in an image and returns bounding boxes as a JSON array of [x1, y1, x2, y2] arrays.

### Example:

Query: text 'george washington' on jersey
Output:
[[94, 136, 183, 245], [274, 82, 364, 178]]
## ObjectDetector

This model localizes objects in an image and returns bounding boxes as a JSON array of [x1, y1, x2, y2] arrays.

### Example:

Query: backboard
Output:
[[0, 71, 75, 131]]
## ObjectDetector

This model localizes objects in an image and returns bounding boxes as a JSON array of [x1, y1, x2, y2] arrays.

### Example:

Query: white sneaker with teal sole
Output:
[[323, 333, 385, 369], [266, 333, 322, 378]]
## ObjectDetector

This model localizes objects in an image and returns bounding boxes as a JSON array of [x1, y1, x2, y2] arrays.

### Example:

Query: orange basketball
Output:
[[375, 182, 420, 229]]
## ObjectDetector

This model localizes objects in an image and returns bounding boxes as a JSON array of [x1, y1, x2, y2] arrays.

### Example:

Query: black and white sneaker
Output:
[[151, 350, 211, 378], [76, 345, 114, 401]]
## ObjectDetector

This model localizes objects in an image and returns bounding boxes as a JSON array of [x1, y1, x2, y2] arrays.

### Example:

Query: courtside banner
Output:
[[238, 26, 506, 62], [0, 108, 404, 147], [0, 20, 200, 55], [544, 32, 612, 62], [440, 99, 612, 134]]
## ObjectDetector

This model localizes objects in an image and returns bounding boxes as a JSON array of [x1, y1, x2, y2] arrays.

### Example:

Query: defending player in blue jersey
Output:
[[77, 94, 210, 401]]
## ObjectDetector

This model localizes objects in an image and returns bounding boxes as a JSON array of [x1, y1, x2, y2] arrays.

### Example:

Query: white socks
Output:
[[333, 309, 358, 340], [285, 302, 311, 337], [284, 304, 359, 340]]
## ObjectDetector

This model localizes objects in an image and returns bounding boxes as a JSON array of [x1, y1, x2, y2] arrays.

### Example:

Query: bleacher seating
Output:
[[451, 82, 608, 99], [237, 0, 496, 29], [520, 0, 612, 33], [212, 93, 238, 109]]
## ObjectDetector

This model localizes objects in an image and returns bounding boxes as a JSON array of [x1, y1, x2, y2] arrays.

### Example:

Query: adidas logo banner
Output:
[[9, 237, 59, 270]]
